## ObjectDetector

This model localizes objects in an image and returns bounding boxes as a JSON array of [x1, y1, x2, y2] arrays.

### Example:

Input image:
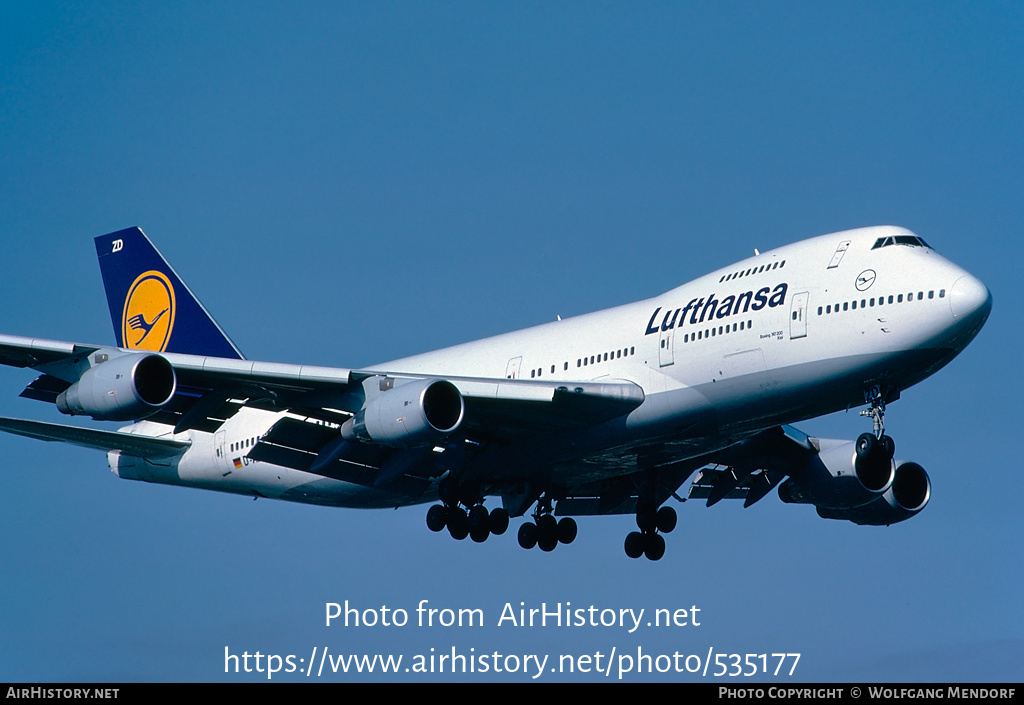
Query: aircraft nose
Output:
[[949, 274, 992, 321]]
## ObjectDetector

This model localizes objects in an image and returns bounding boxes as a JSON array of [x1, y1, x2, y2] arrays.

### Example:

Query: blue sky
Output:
[[0, 2, 1021, 682]]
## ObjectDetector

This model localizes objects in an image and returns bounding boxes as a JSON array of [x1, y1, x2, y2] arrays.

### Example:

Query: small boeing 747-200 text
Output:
[[0, 226, 991, 560]]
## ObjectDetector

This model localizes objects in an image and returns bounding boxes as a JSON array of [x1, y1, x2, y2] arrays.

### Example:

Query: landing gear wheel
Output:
[[656, 506, 677, 534], [644, 533, 666, 561], [882, 434, 895, 460], [426, 504, 446, 532], [635, 503, 657, 533], [536, 514, 558, 552], [624, 531, 645, 559], [446, 507, 469, 540], [856, 432, 876, 459], [470, 525, 490, 543], [488, 508, 509, 535], [468, 504, 489, 533], [518, 522, 538, 550], [557, 517, 577, 544]]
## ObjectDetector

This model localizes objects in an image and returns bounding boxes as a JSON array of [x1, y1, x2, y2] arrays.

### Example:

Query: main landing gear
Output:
[[624, 502, 677, 561], [517, 495, 577, 552], [426, 476, 509, 543]]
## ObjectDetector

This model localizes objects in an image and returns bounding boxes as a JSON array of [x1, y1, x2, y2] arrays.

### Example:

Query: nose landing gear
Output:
[[858, 385, 897, 469]]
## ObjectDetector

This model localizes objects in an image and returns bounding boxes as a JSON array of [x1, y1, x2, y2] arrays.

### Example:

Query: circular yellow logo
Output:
[[121, 271, 176, 351]]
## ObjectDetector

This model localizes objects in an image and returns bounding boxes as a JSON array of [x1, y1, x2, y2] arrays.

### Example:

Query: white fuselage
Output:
[[109, 226, 992, 508]]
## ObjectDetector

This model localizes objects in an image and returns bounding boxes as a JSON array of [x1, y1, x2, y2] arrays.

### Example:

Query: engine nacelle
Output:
[[341, 378, 464, 448], [816, 461, 931, 525], [56, 352, 176, 421], [778, 436, 895, 510]]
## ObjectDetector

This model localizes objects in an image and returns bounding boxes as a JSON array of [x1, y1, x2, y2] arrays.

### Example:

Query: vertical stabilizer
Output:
[[95, 227, 245, 360]]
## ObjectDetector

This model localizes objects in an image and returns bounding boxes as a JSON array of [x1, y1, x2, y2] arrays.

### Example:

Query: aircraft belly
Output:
[[110, 448, 430, 509], [462, 386, 720, 486], [280, 477, 432, 509], [711, 345, 960, 435], [460, 344, 962, 489]]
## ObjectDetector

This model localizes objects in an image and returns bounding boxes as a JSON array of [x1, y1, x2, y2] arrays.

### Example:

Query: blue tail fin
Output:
[[95, 227, 245, 360]]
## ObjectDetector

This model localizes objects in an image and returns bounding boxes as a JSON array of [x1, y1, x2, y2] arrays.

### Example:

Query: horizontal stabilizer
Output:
[[0, 415, 189, 458]]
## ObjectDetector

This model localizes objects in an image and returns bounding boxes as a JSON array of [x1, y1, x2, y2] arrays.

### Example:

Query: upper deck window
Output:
[[871, 235, 933, 250]]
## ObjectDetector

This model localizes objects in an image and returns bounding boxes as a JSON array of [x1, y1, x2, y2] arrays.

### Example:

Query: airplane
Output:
[[0, 225, 991, 561]]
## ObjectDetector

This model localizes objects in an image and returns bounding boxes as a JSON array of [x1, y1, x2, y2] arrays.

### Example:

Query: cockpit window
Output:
[[871, 235, 932, 250]]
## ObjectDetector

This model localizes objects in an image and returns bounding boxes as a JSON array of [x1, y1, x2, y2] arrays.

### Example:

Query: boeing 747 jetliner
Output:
[[0, 226, 991, 560]]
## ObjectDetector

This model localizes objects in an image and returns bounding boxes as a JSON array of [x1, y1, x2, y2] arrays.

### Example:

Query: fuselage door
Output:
[[790, 291, 809, 339], [827, 240, 851, 269], [505, 356, 522, 379], [214, 430, 227, 467], [659, 326, 675, 367]]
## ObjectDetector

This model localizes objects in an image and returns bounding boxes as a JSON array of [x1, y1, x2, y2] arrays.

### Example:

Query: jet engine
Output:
[[815, 460, 931, 525], [55, 352, 176, 421], [341, 378, 464, 448], [778, 435, 895, 511]]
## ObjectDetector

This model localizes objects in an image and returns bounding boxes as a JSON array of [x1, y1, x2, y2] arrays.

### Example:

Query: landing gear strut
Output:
[[425, 475, 508, 543], [860, 385, 889, 440]]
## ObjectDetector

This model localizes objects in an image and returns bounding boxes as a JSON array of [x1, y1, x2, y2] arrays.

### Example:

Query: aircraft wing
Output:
[[0, 334, 645, 482], [550, 425, 818, 519], [0, 415, 189, 458], [687, 425, 817, 507], [0, 336, 83, 368]]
